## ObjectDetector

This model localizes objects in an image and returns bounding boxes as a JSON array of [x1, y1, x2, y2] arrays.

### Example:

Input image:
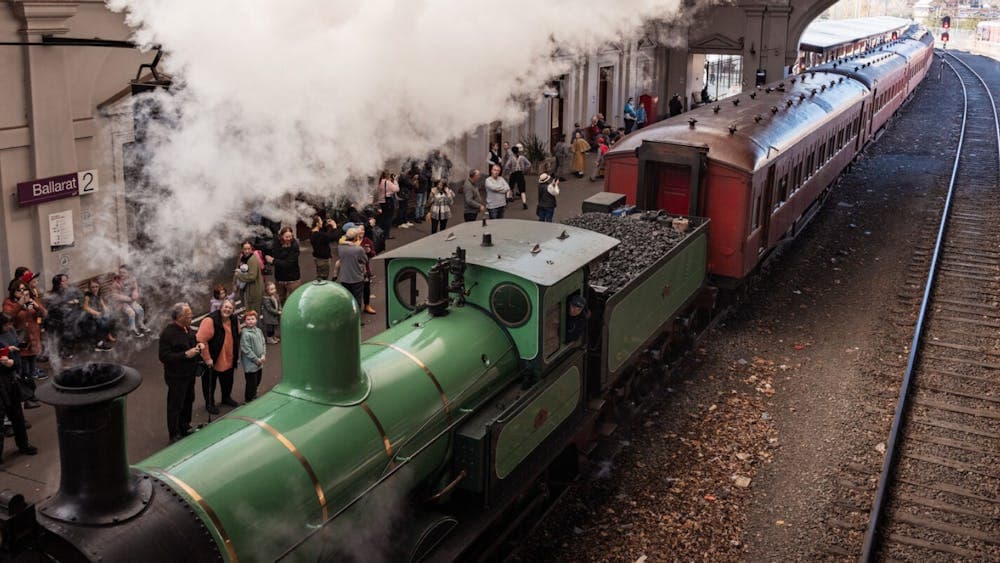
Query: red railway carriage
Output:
[[604, 71, 870, 283], [604, 25, 933, 285], [818, 52, 908, 141], [812, 34, 932, 144], [897, 36, 933, 99]]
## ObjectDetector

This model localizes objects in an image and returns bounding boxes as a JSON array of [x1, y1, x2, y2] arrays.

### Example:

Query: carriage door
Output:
[[652, 163, 692, 215], [855, 103, 865, 152], [635, 142, 706, 215], [759, 165, 775, 254], [867, 91, 876, 138]]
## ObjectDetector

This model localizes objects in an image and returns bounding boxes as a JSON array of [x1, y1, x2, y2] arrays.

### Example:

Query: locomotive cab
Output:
[[378, 220, 618, 375]]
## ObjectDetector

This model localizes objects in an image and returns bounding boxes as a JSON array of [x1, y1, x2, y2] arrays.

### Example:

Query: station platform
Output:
[[0, 169, 607, 500]]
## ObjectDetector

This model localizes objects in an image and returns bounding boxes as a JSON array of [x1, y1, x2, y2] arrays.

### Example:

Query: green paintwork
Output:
[[377, 220, 618, 287], [607, 225, 707, 374], [385, 258, 541, 360], [494, 366, 581, 479], [136, 284, 518, 562]]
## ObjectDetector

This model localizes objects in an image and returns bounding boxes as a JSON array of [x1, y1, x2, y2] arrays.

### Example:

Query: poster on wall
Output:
[[49, 210, 75, 251]]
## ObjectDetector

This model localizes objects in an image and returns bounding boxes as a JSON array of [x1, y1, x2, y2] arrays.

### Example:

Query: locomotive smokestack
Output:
[[35, 363, 149, 525]]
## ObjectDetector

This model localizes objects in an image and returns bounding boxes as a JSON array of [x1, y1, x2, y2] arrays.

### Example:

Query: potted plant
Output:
[[518, 134, 551, 174]]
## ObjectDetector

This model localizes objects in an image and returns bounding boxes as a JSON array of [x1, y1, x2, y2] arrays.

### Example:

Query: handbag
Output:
[[194, 361, 210, 379]]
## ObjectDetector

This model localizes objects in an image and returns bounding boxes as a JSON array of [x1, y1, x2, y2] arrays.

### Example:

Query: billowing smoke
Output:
[[100, 0, 688, 295]]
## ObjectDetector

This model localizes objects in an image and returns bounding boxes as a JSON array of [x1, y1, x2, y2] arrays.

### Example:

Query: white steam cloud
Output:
[[104, 0, 687, 275]]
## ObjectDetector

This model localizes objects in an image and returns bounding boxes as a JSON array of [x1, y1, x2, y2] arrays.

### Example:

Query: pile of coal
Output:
[[564, 212, 690, 293]]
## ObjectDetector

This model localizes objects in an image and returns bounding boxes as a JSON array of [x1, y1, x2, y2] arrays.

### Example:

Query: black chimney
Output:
[[35, 363, 150, 525], [427, 261, 450, 317]]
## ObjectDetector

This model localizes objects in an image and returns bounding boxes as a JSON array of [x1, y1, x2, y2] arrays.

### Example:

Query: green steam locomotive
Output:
[[1, 217, 709, 562]]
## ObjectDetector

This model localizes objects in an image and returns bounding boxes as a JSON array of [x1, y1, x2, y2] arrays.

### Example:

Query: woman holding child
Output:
[[234, 240, 265, 315]]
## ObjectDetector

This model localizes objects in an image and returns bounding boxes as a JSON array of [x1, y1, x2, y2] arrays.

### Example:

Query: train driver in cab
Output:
[[564, 293, 590, 344]]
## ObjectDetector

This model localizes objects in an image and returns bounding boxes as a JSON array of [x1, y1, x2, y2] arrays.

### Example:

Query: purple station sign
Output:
[[17, 169, 98, 207]]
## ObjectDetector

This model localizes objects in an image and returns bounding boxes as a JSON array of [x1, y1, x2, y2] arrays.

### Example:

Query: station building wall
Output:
[[0, 0, 151, 285]]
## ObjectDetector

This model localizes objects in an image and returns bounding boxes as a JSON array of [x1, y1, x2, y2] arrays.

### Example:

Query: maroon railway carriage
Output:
[[812, 33, 934, 144], [604, 29, 933, 285], [604, 71, 869, 283]]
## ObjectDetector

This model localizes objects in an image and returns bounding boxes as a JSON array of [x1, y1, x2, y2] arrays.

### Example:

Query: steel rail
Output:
[[949, 52, 1000, 178], [859, 50, 1000, 561]]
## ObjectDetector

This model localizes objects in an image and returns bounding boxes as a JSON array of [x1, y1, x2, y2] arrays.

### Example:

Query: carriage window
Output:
[[776, 174, 788, 205], [394, 267, 429, 310], [827, 137, 835, 159], [818, 145, 826, 164], [751, 193, 762, 230], [807, 153, 815, 177], [793, 163, 802, 191]]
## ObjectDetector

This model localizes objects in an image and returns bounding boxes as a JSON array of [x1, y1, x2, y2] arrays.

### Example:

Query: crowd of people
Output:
[[150, 139, 596, 443], [0, 261, 172, 461]]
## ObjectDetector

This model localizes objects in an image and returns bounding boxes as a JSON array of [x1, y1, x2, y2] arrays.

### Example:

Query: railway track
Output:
[[861, 51, 1000, 560]]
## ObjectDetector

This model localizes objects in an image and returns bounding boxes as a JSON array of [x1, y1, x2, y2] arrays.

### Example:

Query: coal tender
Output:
[[1, 216, 713, 562], [564, 211, 710, 386]]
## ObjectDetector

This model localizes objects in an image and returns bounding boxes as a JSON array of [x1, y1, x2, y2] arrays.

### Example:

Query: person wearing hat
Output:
[[331, 221, 359, 284], [336, 227, 369, 315], [536, 174, 559, 223], [564, 293, 590, 344], [18, 269, 48, 380], [3, 276, 47, 404], [0, 312, 38, 459]]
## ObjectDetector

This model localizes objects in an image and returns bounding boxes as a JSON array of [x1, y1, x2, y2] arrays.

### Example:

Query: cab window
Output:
[[543, 301, 562, 359], [394, 268, 428, 310]]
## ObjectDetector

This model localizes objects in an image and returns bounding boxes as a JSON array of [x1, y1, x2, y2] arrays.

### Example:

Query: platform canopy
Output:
[[377, 219, 619, 287], [800, 16, 912, 52]]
